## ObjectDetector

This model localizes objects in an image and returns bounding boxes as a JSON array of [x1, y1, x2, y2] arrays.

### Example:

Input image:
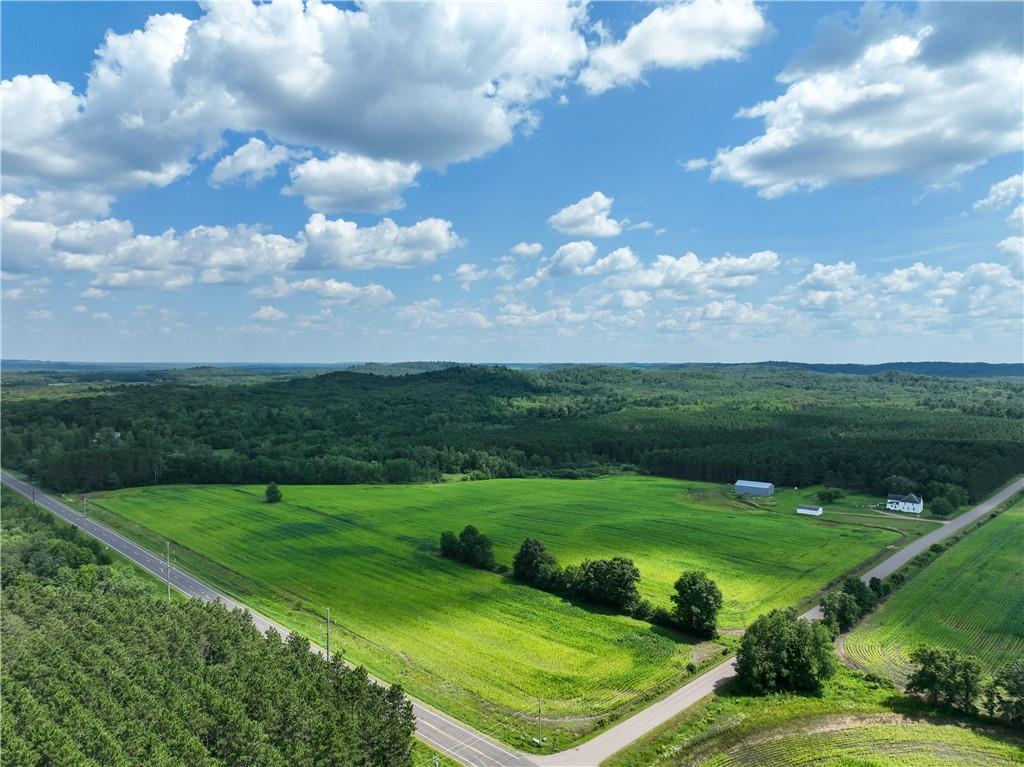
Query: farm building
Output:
[[735, 480, 774, 496], [796, 504, 824, 517], [886, 493, 924, 514]]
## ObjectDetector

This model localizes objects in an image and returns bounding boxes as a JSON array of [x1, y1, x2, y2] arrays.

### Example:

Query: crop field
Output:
[[87, 476, 900, 744], [607, 667, 1024, 767], [846, 497, 1024, 682], [700, 720, 1024, 766]]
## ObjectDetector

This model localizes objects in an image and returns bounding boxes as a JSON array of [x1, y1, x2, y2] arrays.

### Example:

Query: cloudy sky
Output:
[[2, 1, 1022, 363]]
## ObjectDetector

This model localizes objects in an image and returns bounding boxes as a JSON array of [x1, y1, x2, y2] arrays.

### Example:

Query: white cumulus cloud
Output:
[[284, 153, 420, 214], [579, 0, 768, 95], [705, 6, 1023, 197], [210, 138, 294, 186], [251, 305, 288, 321], [548, 192, 621, 237], [300, 214, 462, 270]]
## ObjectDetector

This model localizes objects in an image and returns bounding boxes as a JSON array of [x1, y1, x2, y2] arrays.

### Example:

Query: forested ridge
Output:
[[0, 489, 415, 767], [2, 364, 1020, 500]]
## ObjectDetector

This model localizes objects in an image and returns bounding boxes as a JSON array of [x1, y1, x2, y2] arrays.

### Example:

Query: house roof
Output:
[[735, 479, 773, 489], [887, 493, 923, 503], [797, 504, 823, 511]]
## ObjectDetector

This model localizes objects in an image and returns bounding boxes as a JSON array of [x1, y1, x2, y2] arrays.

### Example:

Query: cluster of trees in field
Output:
[[511, 538, 723, 637], [1, 490, 415, 767], [908, 648, 1024, 727], [737, 609, 837, 694], [3, 365, 1020, 501], [439, 525, 496, 570]]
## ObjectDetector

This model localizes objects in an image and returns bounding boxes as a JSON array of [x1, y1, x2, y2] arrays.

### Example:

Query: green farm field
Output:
[[607, 667, 1024, 767], [845, 496, 1024, 682], [85, 476, 903, 745]]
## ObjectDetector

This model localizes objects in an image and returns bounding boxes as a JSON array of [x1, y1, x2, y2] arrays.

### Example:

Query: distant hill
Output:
[[346, 361, 462, 376], [3, 358, 1020, 379], [755, 361, 1024, 378]]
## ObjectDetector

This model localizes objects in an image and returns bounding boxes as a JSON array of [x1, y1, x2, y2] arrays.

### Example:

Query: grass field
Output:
[[85, 476, 903, 746], [607, 667, 1024, 767], [845, 496, 1024, 682]]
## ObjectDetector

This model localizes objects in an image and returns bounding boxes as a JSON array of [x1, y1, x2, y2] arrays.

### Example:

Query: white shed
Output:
[[796, 504, 823, 517]]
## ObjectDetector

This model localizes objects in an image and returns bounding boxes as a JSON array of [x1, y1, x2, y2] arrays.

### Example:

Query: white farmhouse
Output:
[[886, 493, 924, 514], [796, 504, 823, 517]]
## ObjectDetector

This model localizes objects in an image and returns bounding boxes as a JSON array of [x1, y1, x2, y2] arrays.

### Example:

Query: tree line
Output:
[[1, 489, 415, 767], [3, 365, 1020, 502], [440, 530, 724, 639]]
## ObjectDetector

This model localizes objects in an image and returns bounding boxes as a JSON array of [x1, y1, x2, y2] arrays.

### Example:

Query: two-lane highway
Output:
[[4, 469, 1020, 767]]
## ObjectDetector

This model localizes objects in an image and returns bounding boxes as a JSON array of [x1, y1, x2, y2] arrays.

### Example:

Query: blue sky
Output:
[[2, 1, 1022, 363]]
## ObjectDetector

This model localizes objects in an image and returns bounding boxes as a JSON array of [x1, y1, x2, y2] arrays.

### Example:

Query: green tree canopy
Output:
[[736, 608, 836, 694], [670, 570, 723, 638], [265, 482, 282, 503], [513, 538, 560, 588]]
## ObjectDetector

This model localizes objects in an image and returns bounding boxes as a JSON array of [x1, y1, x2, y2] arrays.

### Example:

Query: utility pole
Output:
[[537, 699, 542, 743], [326, 607, 331, 663], [31, 486, 36, 505], [83, 495, 88, 517], [166, 541, 171, 603]]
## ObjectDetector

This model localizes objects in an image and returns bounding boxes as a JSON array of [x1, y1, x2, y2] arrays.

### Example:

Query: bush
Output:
[[670, 571, 723, 639], [929, 497, 954, 518], [737, 608, 836, 694], [264, 482, 282, 503], [817, 487, 844, 504]]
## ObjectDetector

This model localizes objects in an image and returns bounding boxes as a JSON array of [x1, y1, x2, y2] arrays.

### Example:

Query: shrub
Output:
[[264, 482, 282, 503], [817, 487, 844, 504], [930, 497, 954, 518]]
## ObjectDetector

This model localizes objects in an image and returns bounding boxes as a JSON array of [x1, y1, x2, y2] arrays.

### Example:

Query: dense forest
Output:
[[0, 489, 415, 767], [2, 364, 1021, 501]]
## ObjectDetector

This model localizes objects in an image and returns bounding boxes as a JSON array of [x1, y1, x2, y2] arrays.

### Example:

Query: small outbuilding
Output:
[[886, 493, 924, 514], [735, 479, 774, 496], [796, 504, 824, 517]]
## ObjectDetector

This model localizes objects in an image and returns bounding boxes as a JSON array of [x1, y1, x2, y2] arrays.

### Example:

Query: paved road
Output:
[[5, 470, 1019, 767], [0, 470, 530, 767], [860, 478, 1023, 582]]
